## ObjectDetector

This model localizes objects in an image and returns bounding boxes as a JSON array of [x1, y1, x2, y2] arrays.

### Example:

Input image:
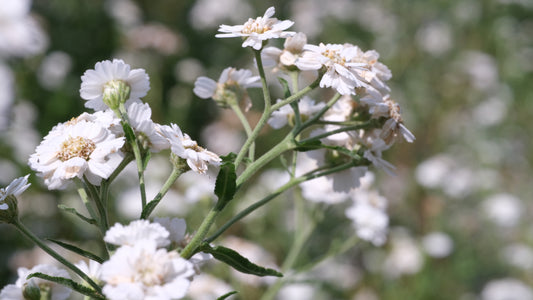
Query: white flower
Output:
[[346, 178, 389, 246], [104, 220, 171, 248], [0, 0, 48, 58], [193, 67, 260, 100], [154, 217, 187, 245], [101, 241, 195, 300], [421, 232, 454, 258], [215, 6, 295, 50], [296, 43, 369, 95], [482, 193, 523, 228], [75, 259, 103, 282], [262, 32, 308, 69], [28, 117, 125, 190], [159, 124, 221, 174], [0, 174, 30, 209], [268, 96, 325, 129], [481, 278, 533, 300], [0, 264, 72, 300], [127, 102, 170, 152], [80, 59, 150, 111]]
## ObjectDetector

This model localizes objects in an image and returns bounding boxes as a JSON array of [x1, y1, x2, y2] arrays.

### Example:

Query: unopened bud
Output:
[[103, 80, 131, 111], [0, 195, 19, 224]]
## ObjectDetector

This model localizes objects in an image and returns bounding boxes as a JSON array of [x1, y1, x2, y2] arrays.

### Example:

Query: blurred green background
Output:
[[1, 0, 533, 299]]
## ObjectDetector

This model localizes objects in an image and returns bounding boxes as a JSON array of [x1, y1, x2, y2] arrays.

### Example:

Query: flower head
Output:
[[101, 241, 195, 300], [262, 32, 308, 70], [0, 174, 30, 208], [216, 7, 295, 50], [268, 96, 325, 129], [159, 124, 221, 174], [28, 116, 125, 190], [80, 59, 150, 111], [194, 67, 260, 108], [126, 102, 170, 152], [104, 220, 171, 248]]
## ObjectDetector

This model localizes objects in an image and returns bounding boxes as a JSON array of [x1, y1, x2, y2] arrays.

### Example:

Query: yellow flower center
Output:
[[57, 136, 96, 161], [242, 18, 272, 34], [323, 49, 346, 65]]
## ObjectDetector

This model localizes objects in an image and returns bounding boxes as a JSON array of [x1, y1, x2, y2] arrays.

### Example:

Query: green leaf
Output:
[[141, 198, 161, 219], [122, 121, 136, 143], [294, 140, 323, 152], [217, 291, 238, 300], [57, 205, 96, 225], [142, 150, 151, 171], [46, 239, 105, 263], [199, 243, 283, 277], [277, 77, 292, 98], [214, 159, 237, 211], [26, 272, 105, 300]]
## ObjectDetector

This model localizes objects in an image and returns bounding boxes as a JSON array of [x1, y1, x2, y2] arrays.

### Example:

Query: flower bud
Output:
[[22, 280, 41, 300], [102, 80, 131, 111], [0, 195, 19, 224]]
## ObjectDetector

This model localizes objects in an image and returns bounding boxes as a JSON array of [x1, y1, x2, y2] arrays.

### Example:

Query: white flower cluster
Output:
[[28, 59, 221, 190], [97, 219, 201, 300], [0, 264, 72, 300]]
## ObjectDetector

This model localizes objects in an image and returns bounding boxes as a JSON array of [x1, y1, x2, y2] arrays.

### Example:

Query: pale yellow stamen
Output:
[[57, 136, 96, 161], [242, 18, 272, 34]]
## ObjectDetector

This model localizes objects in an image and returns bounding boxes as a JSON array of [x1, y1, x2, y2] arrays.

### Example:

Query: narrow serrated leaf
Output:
[[122, 121, 136, 143], [217, 291, 238, 300], [57, 205, 96, 225], [46, 239, 105, 263], [141, 198, 161, 219], [295, 140, 323, 152], [142, 151, 151, 171], [277, 77, 292, 98], [27, 273, 104, 299], [214, 161, 237, 211], [200, 244, 283, 277]]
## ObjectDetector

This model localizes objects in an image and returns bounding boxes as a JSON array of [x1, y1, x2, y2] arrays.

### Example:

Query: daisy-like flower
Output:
[[104, 220, 171, 248], [194, 67, 260, 109], [80, 59, 150, 111], [101, 241, 195, 300], [0, 174, 30, 210], [28, 117, 125, 190], [127, 102, 170, 152], [159, 124, 221, 174], [268, 96, 325, 129], [296, 43, 369, 95], [215, 6, 295, 50], [0, 264, 72, 300]]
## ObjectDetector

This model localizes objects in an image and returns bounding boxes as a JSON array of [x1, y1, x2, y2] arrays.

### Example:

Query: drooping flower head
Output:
[[28, 116, 125, 190], [216, 6, 295, 50], [194, 67, 260, 109], [262, 32, 308, 70], [0, 174, 30, 209], [0, 174, 30, 223], [159, 124, 221, 174], [80, 59, 150, 111]]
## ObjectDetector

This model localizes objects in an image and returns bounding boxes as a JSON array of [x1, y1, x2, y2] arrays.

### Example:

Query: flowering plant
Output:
[[0, 6, 413, 300]]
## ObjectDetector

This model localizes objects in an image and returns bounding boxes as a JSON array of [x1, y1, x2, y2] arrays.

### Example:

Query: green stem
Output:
[[230, 102, 255, 162], [236, 133, 295, 188], [141, 166, 184, 219], [297, 121, 374, 145], [206, 161, 357, 243], [12, 220, 103, 296], [75, 180, 99, 228], [234, 50, 272, 168], [83, 179, 108, 234], [180, 208, 219, 259], [119, 103, 147, 209], [270, 77, 321, 112]]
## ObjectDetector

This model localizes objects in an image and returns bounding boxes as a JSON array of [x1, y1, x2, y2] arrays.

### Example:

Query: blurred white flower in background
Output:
[[382, 229, 424, 278], [416, 20, 453, 56], [482, 193, 523, 228], [421, 231, 454, 258], [37, 51, 73, 90], [187, 274, 233, 300], [189, 0, 253, 30], [0, 63, 14, 131], [0, 0, 48, 58], [481, 278, 533, 300], [501, 243, 533, 271]]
